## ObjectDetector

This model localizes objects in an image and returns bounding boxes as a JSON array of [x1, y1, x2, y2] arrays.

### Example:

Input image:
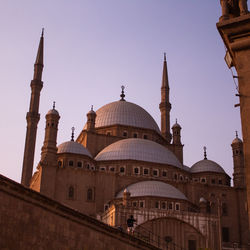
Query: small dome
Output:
[[57, 141, 92, 157], [190, 159, 225, 174], [232, 137, 243, 144], [95, 138, 183, 168], [47, 109, 59, 116], [116, 181, 187, 200], [85, 101, 160, 133], [87, 110, 96, 115], [172, 122, 181, 129]]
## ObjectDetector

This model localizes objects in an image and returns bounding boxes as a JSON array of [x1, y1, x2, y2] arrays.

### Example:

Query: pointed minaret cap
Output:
[[161, 52, 169, 88], [35, 28, 44, 66]]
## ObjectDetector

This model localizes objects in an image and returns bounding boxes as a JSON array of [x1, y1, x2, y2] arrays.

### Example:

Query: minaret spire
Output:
[[21, 30, 44, 186], [159, 53, 172, 143]]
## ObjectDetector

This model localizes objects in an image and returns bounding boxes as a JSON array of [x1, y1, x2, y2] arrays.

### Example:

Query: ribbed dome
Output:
[[190, 159, 225, 174], [116, 181, 187, 200], [57, 141, 92, 157], [95, 138, 182, 168], [85, 101, 160, 133]]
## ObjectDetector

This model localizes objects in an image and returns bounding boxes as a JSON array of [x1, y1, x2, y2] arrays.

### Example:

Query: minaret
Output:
[[172, 119, 182, 145], [21, 30, 44, 186], [86, 105, 96, 131], [231, 131, 245, 188], [40, 102, 60, 163], [39, 103, 60, 197], [159, 53, 172, 143]]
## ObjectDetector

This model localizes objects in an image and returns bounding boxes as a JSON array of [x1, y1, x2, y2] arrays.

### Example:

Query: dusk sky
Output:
[[0, 1, 241, 182]]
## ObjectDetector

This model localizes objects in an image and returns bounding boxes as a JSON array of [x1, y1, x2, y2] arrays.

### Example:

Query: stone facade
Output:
[[217, 7, 250, 229], [0, 174, 159, 250]]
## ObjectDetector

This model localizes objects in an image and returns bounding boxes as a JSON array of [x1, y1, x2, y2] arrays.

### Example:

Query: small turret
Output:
[[172, 119, 182, 145], [86, 105, 96, 131], [21, 30, 44, 186], [41, 102, 60, 163], [231, 131, 245, 188]]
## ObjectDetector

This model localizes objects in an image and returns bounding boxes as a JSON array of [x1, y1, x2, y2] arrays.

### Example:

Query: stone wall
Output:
[[0, 174, 159, 250]]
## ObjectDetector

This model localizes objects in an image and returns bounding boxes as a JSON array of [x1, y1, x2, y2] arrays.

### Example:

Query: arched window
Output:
[[77, 161, 82, 168], [69, 160, 74, 167], [58, 160, 63, 167], [68, 186, 74, 199], [87, 188, 93, 201], [120, 167, 125, 173]]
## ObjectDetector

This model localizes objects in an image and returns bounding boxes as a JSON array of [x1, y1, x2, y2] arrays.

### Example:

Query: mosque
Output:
[[20, 31, 249, 250]]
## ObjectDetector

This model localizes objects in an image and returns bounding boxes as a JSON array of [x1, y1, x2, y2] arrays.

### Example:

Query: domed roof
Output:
[[86, 101, 160, 133], [232, 137, 243, 144], [57, 141, 92, 157], [47, 108, 59, 115], [116, 181, 187, 200], [95, 138, 182, 168], [190, 159, 225, 174], [172, 120, 181, 129]]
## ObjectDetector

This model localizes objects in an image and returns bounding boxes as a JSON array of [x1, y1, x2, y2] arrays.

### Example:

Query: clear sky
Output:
[[0, 1, 241, 183]]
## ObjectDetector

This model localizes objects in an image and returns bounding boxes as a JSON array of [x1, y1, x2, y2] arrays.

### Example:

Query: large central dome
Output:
[[95, 138, 182, 168], [91, 101, 161, 133]]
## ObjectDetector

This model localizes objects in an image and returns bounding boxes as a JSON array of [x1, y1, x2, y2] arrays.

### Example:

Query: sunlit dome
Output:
[[85, 101, 161, 133], [190, 159, 225, 174], [57, 141, 92, 157], [95, 138, 182, 168], [116, 181, 187, 200]]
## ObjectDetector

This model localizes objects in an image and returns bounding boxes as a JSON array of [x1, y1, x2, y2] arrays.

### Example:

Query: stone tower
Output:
[[86, 106, 96, 132], [159, 53, 172, 143], [39, 105, 60, 197], [21, 30, 44, 186], [231, 132, 245, 188], [172, 119, 182, 145]]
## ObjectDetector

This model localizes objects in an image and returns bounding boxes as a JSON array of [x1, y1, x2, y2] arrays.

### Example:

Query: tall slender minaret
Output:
[[21, 30, 44, 186], [159, 53, 172, 143]]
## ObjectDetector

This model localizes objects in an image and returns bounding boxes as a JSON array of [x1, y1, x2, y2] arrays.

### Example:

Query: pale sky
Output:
[[0, 1, 241, 183]]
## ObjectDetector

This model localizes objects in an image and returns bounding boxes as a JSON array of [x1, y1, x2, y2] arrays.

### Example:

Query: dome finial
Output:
[[120, 85, 125, 101], [91, 105, 93, 111], [164, 52, 166, 62], [236, 130, 238, 138], [175, 118, 177, 124], [71, 127, 75, 141], [41, 28, 44, 37], [203, 146, 207, 160], [53, 101, 55, 110]]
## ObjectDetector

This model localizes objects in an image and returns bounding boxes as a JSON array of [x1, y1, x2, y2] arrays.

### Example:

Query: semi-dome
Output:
[[85, 101, 161, 133], [95, 138, 182, 168], [116, 181, 187, 200], [190, 159, 225, 174], [57, 141, 92, 157]]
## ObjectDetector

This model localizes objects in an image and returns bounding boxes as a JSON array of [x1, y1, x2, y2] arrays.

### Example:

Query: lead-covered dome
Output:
[[190, 159, 225, 174], [95, 138, 182, 168], [86, 101, 161, 133], [57, 141, 92, 157], [116, 181, 187, 200]]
